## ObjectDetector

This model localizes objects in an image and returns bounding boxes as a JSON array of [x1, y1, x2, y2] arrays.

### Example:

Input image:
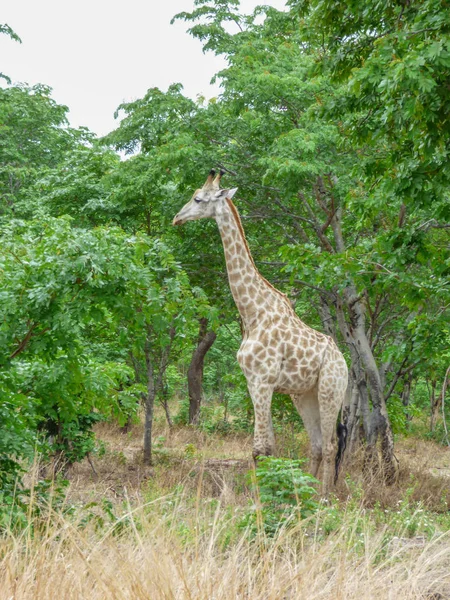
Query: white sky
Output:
[[1, 0, 286, 136]]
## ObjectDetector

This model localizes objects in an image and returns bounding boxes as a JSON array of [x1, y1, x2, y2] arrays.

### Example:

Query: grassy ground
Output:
[[1, 415, 450, 599]]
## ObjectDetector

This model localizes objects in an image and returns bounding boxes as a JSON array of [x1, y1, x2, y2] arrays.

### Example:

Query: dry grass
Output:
[[65, 419, 255, 507], [1, 498, 450, 600], [67, 419, 450, 513], [334, 440, 450, 513], [2, 419, 450, 599]]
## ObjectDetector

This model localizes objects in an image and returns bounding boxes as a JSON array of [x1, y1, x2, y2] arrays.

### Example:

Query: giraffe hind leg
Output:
[[291, 390, 322, 477], [317, 365, 346, 495]]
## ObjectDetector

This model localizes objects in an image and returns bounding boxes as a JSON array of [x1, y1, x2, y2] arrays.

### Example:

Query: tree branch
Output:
[[298, 192, 335, 253], [384, 359, 421, 403], [9, 322, 37, 359]]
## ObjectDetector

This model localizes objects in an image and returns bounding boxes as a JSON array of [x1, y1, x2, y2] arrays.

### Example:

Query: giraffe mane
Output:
[[226, 198, 295, 312]]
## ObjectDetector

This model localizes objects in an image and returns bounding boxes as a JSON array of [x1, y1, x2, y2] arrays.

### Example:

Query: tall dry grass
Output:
[[1, 492, 450, 600], [3, 422, 450, 599]]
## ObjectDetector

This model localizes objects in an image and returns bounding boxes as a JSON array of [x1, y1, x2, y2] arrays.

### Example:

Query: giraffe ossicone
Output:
[[173, 170, 348, 494]]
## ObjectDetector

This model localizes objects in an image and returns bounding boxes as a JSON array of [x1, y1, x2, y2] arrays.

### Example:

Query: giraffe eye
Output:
[[194, 196, 203, 203]]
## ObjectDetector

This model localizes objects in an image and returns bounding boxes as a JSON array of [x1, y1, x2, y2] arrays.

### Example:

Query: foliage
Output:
[[0, 475, 69, 533], [34, 144, 121, 226], [0, 84, 91, 217], [298, 0, 450, 209], [0, 211, 195, 482], [242, 457, 319, 536]]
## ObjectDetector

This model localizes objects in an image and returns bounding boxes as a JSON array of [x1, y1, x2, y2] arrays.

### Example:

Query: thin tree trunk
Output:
[[120, 416, 132, 434], [346, 379, 359, 449], [160, 381, 174, 428], [222, 390, 229, 424], [317, 295, 337, 342], [155, 325, 176, 428], [143, 322, 176, 463], [188, 317, 217, 425], [430, 379, 439, 432], [402, 375, 412, 429], [143, 333, 155, 466]]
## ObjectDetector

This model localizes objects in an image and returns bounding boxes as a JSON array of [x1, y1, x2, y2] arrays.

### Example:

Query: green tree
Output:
[[0, 84, 91, 217], [0, 212, 201, 481], [295, 0, 450, 213]]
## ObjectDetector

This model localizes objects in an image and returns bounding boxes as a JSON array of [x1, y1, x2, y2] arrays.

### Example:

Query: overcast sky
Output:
[[1, 0, 286, 136]]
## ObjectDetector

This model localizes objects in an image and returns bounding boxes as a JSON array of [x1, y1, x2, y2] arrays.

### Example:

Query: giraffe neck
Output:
[[215, 198, 279, 325]]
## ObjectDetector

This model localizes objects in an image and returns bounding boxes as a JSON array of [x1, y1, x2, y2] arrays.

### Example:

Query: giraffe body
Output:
[[173, 171, 348, 493]]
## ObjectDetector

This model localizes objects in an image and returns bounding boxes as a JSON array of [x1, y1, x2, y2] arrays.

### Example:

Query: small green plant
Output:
[[152, 435, 171, 463], [184, 443, 197, 459], [173, 398, 190, 425], [79, 498, 134, 534], [0, 476, 69, 533], [241, 457, 319, 537]]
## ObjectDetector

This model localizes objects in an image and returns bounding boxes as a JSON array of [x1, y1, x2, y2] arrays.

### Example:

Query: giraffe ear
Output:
[[214, 187, 238, 201]]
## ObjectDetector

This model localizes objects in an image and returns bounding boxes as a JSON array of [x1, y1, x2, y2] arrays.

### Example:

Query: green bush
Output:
[[0, 476, 69, 533], [241, 457, 319, 537]]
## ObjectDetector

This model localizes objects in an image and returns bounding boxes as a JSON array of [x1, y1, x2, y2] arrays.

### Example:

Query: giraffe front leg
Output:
[[247, 382, 275, 460]]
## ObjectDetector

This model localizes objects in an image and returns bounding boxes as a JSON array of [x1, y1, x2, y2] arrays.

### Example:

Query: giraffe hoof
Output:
[[252, 451, 266, 465], [252, 449, 273, 464], [252, 451, 261, 463]]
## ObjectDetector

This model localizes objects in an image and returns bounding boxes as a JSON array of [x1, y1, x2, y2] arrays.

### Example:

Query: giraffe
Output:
[[173, 169, 348, 493]]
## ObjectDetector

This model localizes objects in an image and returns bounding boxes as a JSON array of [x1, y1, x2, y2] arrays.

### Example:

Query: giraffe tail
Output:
[[334, 422, 348, 485]]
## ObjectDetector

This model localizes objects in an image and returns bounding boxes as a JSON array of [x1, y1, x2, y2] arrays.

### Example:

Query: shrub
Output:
[[241, 457, 319, 537]]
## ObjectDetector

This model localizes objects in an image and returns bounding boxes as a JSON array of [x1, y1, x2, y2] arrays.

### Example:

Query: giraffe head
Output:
[[172, 169, 238, 226]]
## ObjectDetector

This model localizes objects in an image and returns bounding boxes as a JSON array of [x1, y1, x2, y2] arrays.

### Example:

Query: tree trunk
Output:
[[317, 295, 337, 342], [430, 379, 439, 432], [120, 416, 133, 434], [331, 207, 397, 483], [402, 375, 412, 430], [296, 178, 406, 483], [159, 381, 174, 428], [155, 325, 176, 428], [143, 334, 155, 466], [345, 295, 396, 482], [188, 318, 217, 425]]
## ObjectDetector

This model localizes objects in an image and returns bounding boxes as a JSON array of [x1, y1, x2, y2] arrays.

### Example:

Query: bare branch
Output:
[[417, 219, 450, 231], [384, 359, 421, 403], [371, 312, 402, 351]]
